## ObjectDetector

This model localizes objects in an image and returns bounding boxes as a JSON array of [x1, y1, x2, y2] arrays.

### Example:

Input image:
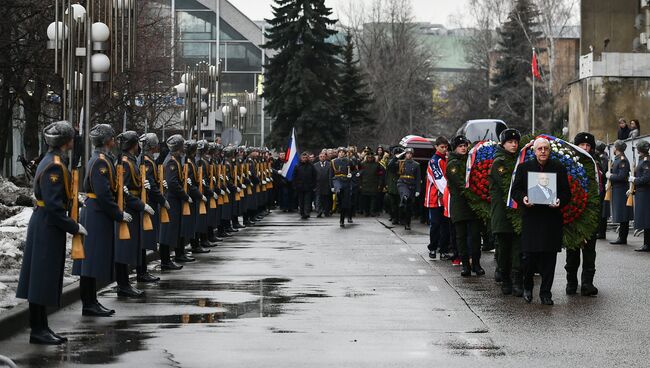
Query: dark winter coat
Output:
[[360, 160, 384, 195], [159, 153, 190, 246], [73, 150, 123, 282], [181, 158, 203, 240], [314, 160, 333, 195], [292, 161, 317, 192], [489, 146, 517, 234], [633, 156, 650, 229], [139, 154, 166, 250], [114, 153, 145, 266], [511, 158, 571, 253], [16, 151, 79, 307], [446, 152, 475, 223], [609, 154, 633, 223]]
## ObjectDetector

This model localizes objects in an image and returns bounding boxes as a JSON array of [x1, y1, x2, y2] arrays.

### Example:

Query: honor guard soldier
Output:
[[489, 129, 522, 294], [206, 143, 224, 243], [607, 140, 633, 244], [159, 135, 188, 270], [114, 131, 153, 298], [73, 124, 129, 317], [331, 147, 354, 227], [138, 133, 168, 282], [195, 140, 219, 249], [393, 147, 421, 230], [447, 135, 484, 276], [565, 132, 601, 296], [631, 140, 650, 252], [595, 141, 610, 239], [180, 139, 208, 258], [16, 121, 86, 345]]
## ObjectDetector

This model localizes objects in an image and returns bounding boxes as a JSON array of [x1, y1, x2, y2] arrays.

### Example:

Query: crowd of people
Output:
[[14, 118, 650, 346]]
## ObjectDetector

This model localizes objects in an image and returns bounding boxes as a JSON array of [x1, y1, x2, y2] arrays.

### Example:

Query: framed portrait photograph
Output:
[[527, 172, 557, 205]]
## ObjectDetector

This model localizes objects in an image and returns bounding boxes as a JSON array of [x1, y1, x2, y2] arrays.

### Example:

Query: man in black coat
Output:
[[293, 152, 318, 219], [314, 151, 333, 217], [512, 137, 571, 306]]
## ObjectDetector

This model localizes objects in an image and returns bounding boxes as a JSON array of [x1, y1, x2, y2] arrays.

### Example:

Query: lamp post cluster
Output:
[[46, 0, 138, 163], [221, 97, 248, 133], [174, 61, 220, 138]]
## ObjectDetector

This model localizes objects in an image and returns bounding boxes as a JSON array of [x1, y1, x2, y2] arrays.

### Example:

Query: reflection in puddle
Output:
[[15, 278, 330, 366]]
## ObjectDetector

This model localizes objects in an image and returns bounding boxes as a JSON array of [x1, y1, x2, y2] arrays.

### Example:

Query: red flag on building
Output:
[[531, 49, 542, 80]]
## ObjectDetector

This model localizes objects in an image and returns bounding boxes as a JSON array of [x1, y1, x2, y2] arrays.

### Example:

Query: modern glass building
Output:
[[170, 0, 270, 145]]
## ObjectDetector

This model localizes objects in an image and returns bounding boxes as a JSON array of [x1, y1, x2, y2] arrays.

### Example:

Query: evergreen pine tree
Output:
[[490, 0, 545, 133], [263, 0, 342, 150], [339, 34, 374, 145]]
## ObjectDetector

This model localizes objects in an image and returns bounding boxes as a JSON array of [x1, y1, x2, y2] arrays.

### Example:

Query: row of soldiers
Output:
[[15, 121, 275, 345]]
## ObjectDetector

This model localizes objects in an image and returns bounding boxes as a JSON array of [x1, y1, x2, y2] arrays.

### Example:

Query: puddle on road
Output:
[[446, 337, 505, 357], [15, 277, 330, 366]]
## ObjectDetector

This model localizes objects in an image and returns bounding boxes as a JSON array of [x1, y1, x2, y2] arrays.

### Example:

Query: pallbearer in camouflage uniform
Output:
[[137, 133, 168, 282], [631, 140, 650, 252], [114, 131, 153, 298], [394, 147, 421, 230], [489, 129, 522, 295], [16, 121, 86, 345], [447, 135, 484, 277], [159, 135, 188, 271], [607, 140, 633, 244], [565, 133, 601, 296], [331, 147, 354, 227], [73, 124, 130, 317]]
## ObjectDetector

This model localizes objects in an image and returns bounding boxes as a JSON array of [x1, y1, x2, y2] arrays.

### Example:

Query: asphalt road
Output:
[[1, 212, 649, 367]]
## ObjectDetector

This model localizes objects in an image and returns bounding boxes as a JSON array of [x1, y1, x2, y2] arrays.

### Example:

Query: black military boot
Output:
[[500, 272, 512, 294], [635, 244, 650, 252], [190, 238, 210, 254], [471, 255, 485, 276], [117, 284, 145, 298], [580, 271, 598, 296], [29, 303, 63, 345], [610, 223, 628, 244], [566, 272, 578, 295], [461, 258, 471, 277], [511, 271, 524, 297], [494, 268, 503, 283], [340, 212, 345, 228]]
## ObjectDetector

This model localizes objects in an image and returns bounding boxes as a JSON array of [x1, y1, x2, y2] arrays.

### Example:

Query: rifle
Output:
[[209, 163, 217, 209], [182, 163, 191, 216], [70, 168, 85, 260], [158, 164, 170, 223], [217, 164, 225, 205], [246, 163, 253, 195], [627, 142, 636, 207], [221, 164, 230, 204], [198, 165, 207, 215], [117, 164, 131, 240], [140, 164, 153, 231], [604, 133, 612, 201], [234, 163, 241, 201], [267, 162, 274, 189]]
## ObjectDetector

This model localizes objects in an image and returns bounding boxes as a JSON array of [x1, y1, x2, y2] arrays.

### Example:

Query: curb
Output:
[[0, 252, 160, 341]]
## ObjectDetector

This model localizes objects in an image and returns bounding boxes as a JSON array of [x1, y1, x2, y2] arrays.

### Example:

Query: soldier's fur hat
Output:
[[637, 140, 650, 154], [139, 133, 159, 151], [116, 131, 139, 151], [184, 139, 198, 155], [573, 132, 596, 150], [197, 139, 209, 153], [451, 135, 470, 150], [166, 134, 185, 152], [89, 124, 115, 147], [614, 140, 627, 152], [44, 121, 75, 148], [499, 129, 521, 145]]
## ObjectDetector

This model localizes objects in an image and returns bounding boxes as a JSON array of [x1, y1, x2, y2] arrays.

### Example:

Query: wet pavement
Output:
[[1, 212, 649, 367]]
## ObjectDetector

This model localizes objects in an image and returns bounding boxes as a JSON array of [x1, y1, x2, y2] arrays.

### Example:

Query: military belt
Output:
[[400, 175, 415, 179], [87, 193, 98, 199], [36, 200, 45, 207], [129, 190, 141, 196], [335, 174, 347, 177]]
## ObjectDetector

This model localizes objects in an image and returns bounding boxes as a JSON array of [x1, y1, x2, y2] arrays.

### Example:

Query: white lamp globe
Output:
[[200, 102, 209, 111], [195, 87, 208, 96], [239, 106, 247, 116], [66, 4, 87, 21], [92, 22, 110, 42], [231, 98, 239, 106], [175, 83, 187, 95], [91, 54, 111, 73], [221, 105, 231, 115], [181, 73, 192, 84], [47, 22, 69, 41]]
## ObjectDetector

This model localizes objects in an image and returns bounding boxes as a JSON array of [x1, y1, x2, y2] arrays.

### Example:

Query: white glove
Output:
[[331, 188, 336, 193], [213, 192, 219, 199], [605, 172, 612, 179], [415, 192, 420, 197], [123, 186, 130, 195], [220, 190, 226, 195], [164, 200, 170, 209], [347, 173, 352, 178], [219, 175, 225, 180], [626, 189, 633, 196], [202, 179, 207, 187], [187, 197, 194, 204], [236, 187, 242, 193], [163, 180, 168, 189], [78, 194, 85, 203], [212, 177, 217, 183], [356, 173, 361, 177], [122, 212, 133, 223], [241, 184, 246, 190], [144, 180, 151, 190], [629, 176, 636, 183], [186, 178, 193, 185], [226, 188, 231, 194], [77, 223, 88, 236], [201, 195, 207, 202], [144, 204, 155, 216]]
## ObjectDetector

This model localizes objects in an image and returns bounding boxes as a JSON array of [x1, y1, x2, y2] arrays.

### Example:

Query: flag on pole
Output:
[[281, 127, 299, 181], [531, 49, 542, 80]]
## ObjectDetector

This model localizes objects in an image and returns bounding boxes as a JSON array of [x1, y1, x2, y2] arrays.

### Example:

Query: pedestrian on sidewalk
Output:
[[16, 121, 87, 345], [512, 137, 571, 306]]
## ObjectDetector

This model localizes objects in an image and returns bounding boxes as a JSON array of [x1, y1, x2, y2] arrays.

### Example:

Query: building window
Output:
[[177, 11, 216, 40], [224, 43, 262, 72]]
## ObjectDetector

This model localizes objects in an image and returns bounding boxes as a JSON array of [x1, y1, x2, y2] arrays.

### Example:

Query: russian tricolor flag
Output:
[[281, 127, 299, 181]]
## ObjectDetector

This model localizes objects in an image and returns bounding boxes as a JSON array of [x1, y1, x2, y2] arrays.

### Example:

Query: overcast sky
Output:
[[228, 0, 471, 27]]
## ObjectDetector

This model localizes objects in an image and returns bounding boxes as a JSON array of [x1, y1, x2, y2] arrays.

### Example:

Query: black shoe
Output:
[[566, 282, 578, 295], [47, 327, 68, 342], [175, 255, 196, 263], [201, 240, 218, 248], [540, 296, 554, 305], [523, 290, 533, 303], [82, 303, 114, 317], [117, 285, 144, 298], [301, 215, 308, 220], [228, 228, 239, 233], [512, 272, 524, 297], [317, 213, 323, 218], [243, 220, 253, 226], [137, 273, 160, 283], [440, 253, 453, 260], [347, 218, 353, 223], [405, 224, 411, 230], [635, 244, 650, 252], [581, 283, 599, 296], [429, 250, 437, 259], [494, 269, 503, 283], [501, 279, 513, 295], [219, 232, 233, 238], [95, 301, 115, 315], [191, 245, 210, 254], [161, 261, 183, 271], [461, 261, 471, 277], [30, 330, 65, 345], [472, 262, 485, 276], [610, 239, 627, 245], [233, 223, 245, 229]]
